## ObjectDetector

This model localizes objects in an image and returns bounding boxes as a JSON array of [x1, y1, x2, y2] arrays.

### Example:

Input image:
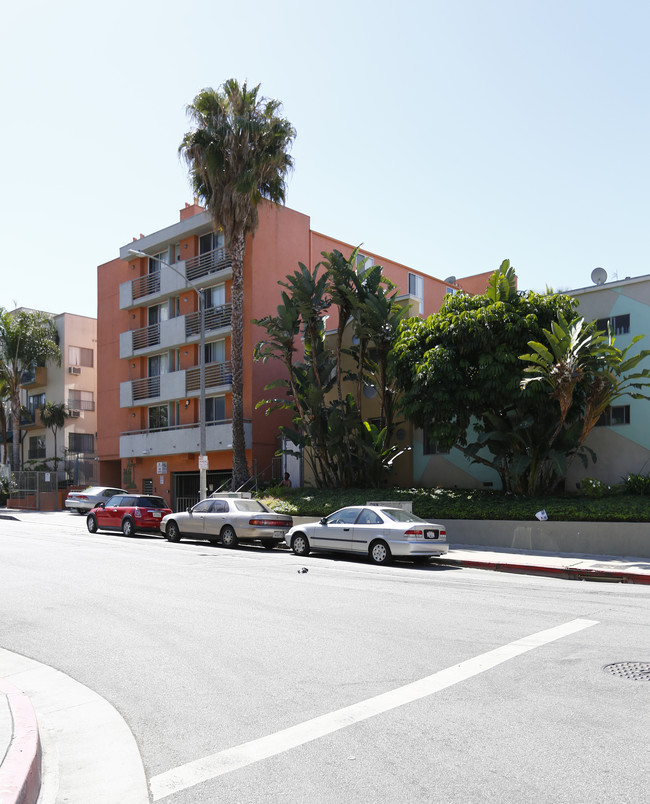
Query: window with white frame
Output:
[[69, 432, 95, 453], [68, 390, 94, 411], [205, 395, 226, 423], [408, 273, 424, 314], [28, 435, 46, 460], [68, 346, 94, 367], [204, 339, 225, 365], [596, 405, 630, 426], [148, 405, 169, 431]]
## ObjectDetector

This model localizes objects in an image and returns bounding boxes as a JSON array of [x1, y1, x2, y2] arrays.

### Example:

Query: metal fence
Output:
[[9, 471, 59, 510]]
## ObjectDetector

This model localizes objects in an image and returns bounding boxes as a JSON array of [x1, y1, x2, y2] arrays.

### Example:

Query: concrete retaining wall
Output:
[[291, 516, 650, 558], [439, 519, 650, 559]]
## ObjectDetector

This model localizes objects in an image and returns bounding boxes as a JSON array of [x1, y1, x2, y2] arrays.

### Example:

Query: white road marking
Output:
[[150, 618, 598, 800]]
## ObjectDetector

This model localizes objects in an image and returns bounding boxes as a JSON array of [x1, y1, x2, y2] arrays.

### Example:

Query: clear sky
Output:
[[2, 0, 649, 318]]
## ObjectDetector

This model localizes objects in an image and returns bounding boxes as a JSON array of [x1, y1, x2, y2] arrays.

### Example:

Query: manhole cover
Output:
[[603, 662, 650, 681]]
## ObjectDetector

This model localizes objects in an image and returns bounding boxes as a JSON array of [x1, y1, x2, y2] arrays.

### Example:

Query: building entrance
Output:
[[173, 470, 232, 510]]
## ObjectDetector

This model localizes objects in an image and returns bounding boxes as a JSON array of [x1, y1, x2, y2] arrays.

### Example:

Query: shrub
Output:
[[579, 477, 611, 497], [621, 473, 650, 495]]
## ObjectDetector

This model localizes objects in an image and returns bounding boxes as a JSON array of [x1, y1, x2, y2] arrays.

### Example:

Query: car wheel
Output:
[[221, 526, 238, 548], [261, 540, 277, 549], [166, 520, 181, 543], [291, 533, 310, 557], [122, 518, 135, 537], [369, 540, 391, 565], [86, 515, 98, 534]]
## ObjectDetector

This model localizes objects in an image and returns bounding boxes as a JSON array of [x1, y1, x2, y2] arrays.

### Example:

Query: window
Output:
[[68, 346, 94, 367], [204, 284, 226, 309], [149, 405, 169, 431], [355, 252, 374, 268], [28, 435, 46, 460], [205, 339, 225, 365], [408, 273, 424, 314], [596, 405, 630, 427], [148, 353, 169, 377], [27, 393, 45, 420], [199, 231, 225, 254], [68, 390, 94, 411], [69, 433, 95, 453], [327, 507, 362, 525], [205, 396, 225, 423], [595, 314, 630, 335], [422, 424, 449, 455]]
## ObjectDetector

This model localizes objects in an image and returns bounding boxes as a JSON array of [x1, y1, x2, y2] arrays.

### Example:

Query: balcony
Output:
[[21, 366, 47, 387], [119, 419, 251, 459], [119, 304, 232, 359], [119, 248, 232, 309], [120, 362, 231, 407]]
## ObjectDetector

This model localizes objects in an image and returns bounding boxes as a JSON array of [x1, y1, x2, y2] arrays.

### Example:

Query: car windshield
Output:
[[232, 500, 268, 513], [78, 487, 102, 495], [380, 508, 428, 523], [137, 497, 168, 508]]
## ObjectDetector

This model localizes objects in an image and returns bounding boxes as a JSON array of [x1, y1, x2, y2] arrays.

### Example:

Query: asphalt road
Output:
[[1, 514, 649, 803]]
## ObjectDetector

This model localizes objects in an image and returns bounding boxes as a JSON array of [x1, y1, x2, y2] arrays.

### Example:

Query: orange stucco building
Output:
[[97, 201, 489, 507]]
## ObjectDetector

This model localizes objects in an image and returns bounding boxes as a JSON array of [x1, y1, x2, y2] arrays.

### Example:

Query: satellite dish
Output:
[[444, 276, 457, 285], [591, 267, 608, 286]]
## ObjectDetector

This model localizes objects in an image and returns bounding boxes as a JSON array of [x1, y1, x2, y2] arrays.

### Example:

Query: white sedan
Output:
[[285, 505, 449, 565]]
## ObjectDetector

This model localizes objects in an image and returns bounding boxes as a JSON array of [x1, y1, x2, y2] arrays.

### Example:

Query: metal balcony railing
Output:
[[185, 303, 232, 337], [67, 399, 95, 411], [185, 361, 232, 393], [132, 269, 161, 300], [131, 375, 161, 401], [185, 247, 231, 282], [132, 323, 161, 350]]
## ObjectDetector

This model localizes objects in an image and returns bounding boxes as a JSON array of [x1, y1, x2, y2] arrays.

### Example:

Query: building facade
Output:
[[97, 201, 488, 506], [9, 311, 98, 485]]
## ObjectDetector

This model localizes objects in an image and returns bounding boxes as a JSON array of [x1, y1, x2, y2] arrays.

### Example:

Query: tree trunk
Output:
[[11, 392, 20, 472], [230, 232, 250, 489]]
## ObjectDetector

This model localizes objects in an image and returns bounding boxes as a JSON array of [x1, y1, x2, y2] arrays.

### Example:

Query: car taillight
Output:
[[249, 518, 290, 527], [78, 495, 88, 500], [404, 528, 424, 536], [440, 529, 446, 537], [134, 508, 142, 518]]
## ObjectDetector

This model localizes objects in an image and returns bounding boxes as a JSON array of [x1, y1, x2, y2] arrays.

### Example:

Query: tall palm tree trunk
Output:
[[230, 233, 249, 489]]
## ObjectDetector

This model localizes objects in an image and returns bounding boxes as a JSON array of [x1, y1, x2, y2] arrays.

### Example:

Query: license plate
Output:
[[424, 530, 438, 539], [153, 512, 162, 518], [273, 531, 283, 538]]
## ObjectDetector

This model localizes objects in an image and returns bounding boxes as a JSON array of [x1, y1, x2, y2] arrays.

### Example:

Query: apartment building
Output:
[[13, 311, 98, 484], [97, 200, 488, 506]]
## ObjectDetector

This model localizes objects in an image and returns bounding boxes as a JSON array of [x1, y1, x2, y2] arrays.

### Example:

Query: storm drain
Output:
[[603, 662, 650, 681]]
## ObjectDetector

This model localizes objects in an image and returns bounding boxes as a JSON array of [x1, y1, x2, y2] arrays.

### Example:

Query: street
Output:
[[1, 514, 649, 803]]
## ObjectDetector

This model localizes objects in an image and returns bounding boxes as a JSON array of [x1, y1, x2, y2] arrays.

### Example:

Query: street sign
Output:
[[198, 455, 209, 470]]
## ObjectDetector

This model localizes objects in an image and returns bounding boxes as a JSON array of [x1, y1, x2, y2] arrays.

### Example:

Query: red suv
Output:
[[86, 494, 172, 537]]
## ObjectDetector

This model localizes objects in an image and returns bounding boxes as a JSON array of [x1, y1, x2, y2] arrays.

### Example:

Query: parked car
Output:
[[86, 494, 172, 536], [65, 486, 127, 513], [160, 494, 293, 548], [285, 505, 449, 565]]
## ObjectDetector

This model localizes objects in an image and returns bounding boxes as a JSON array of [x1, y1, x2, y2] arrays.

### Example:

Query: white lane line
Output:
[[150, 618, 598, 801]]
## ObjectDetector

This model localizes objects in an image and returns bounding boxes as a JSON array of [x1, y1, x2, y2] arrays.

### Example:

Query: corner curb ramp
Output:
[[0, 678, 42, 804], [0, 649, 150, 804], [434, 556, 650, 585]]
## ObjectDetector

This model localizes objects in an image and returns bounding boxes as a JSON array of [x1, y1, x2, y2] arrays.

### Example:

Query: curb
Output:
[[434, 557, 650, 585], [0, 679, 41, 804]]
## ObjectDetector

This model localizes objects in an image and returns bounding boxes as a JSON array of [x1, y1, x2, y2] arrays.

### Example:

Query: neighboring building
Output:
[[97, 201, 489, 506], [567, 271, 650, 488], [7, 310, 98, 485], [410, 271, 650, 490]]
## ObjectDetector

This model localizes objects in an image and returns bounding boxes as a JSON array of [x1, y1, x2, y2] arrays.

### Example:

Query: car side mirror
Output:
[[187, 506, 192, 514], [97, 502, 105, 509], [319, 517, 328, 525]]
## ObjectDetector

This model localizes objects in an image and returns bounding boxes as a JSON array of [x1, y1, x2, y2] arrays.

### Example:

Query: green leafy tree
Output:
[[521, 314, 650, 448], [179, 79, 296, 489], [393, 261, 581, 494], [0, 374, 9, 466], [255, 251, 407, 487], [0, 308, 61, 471], [39, 401, 68, 472]]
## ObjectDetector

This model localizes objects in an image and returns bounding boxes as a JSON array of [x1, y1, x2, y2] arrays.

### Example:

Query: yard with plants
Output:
[[258, 474, 650, 523]]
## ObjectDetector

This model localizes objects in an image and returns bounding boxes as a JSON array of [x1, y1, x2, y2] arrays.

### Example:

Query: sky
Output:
[[2, 0, 650, 318]]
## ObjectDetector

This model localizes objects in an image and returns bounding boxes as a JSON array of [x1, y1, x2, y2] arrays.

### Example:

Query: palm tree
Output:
[[0, 374, 9, 466], [179, 79, 296, 489], [0, 308, 61, 471], [40, 401, 68, 475]]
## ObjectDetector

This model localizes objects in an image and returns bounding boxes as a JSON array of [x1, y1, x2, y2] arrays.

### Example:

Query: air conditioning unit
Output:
[[68, 367, 81, 375], [68, 409, 81, 418]]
